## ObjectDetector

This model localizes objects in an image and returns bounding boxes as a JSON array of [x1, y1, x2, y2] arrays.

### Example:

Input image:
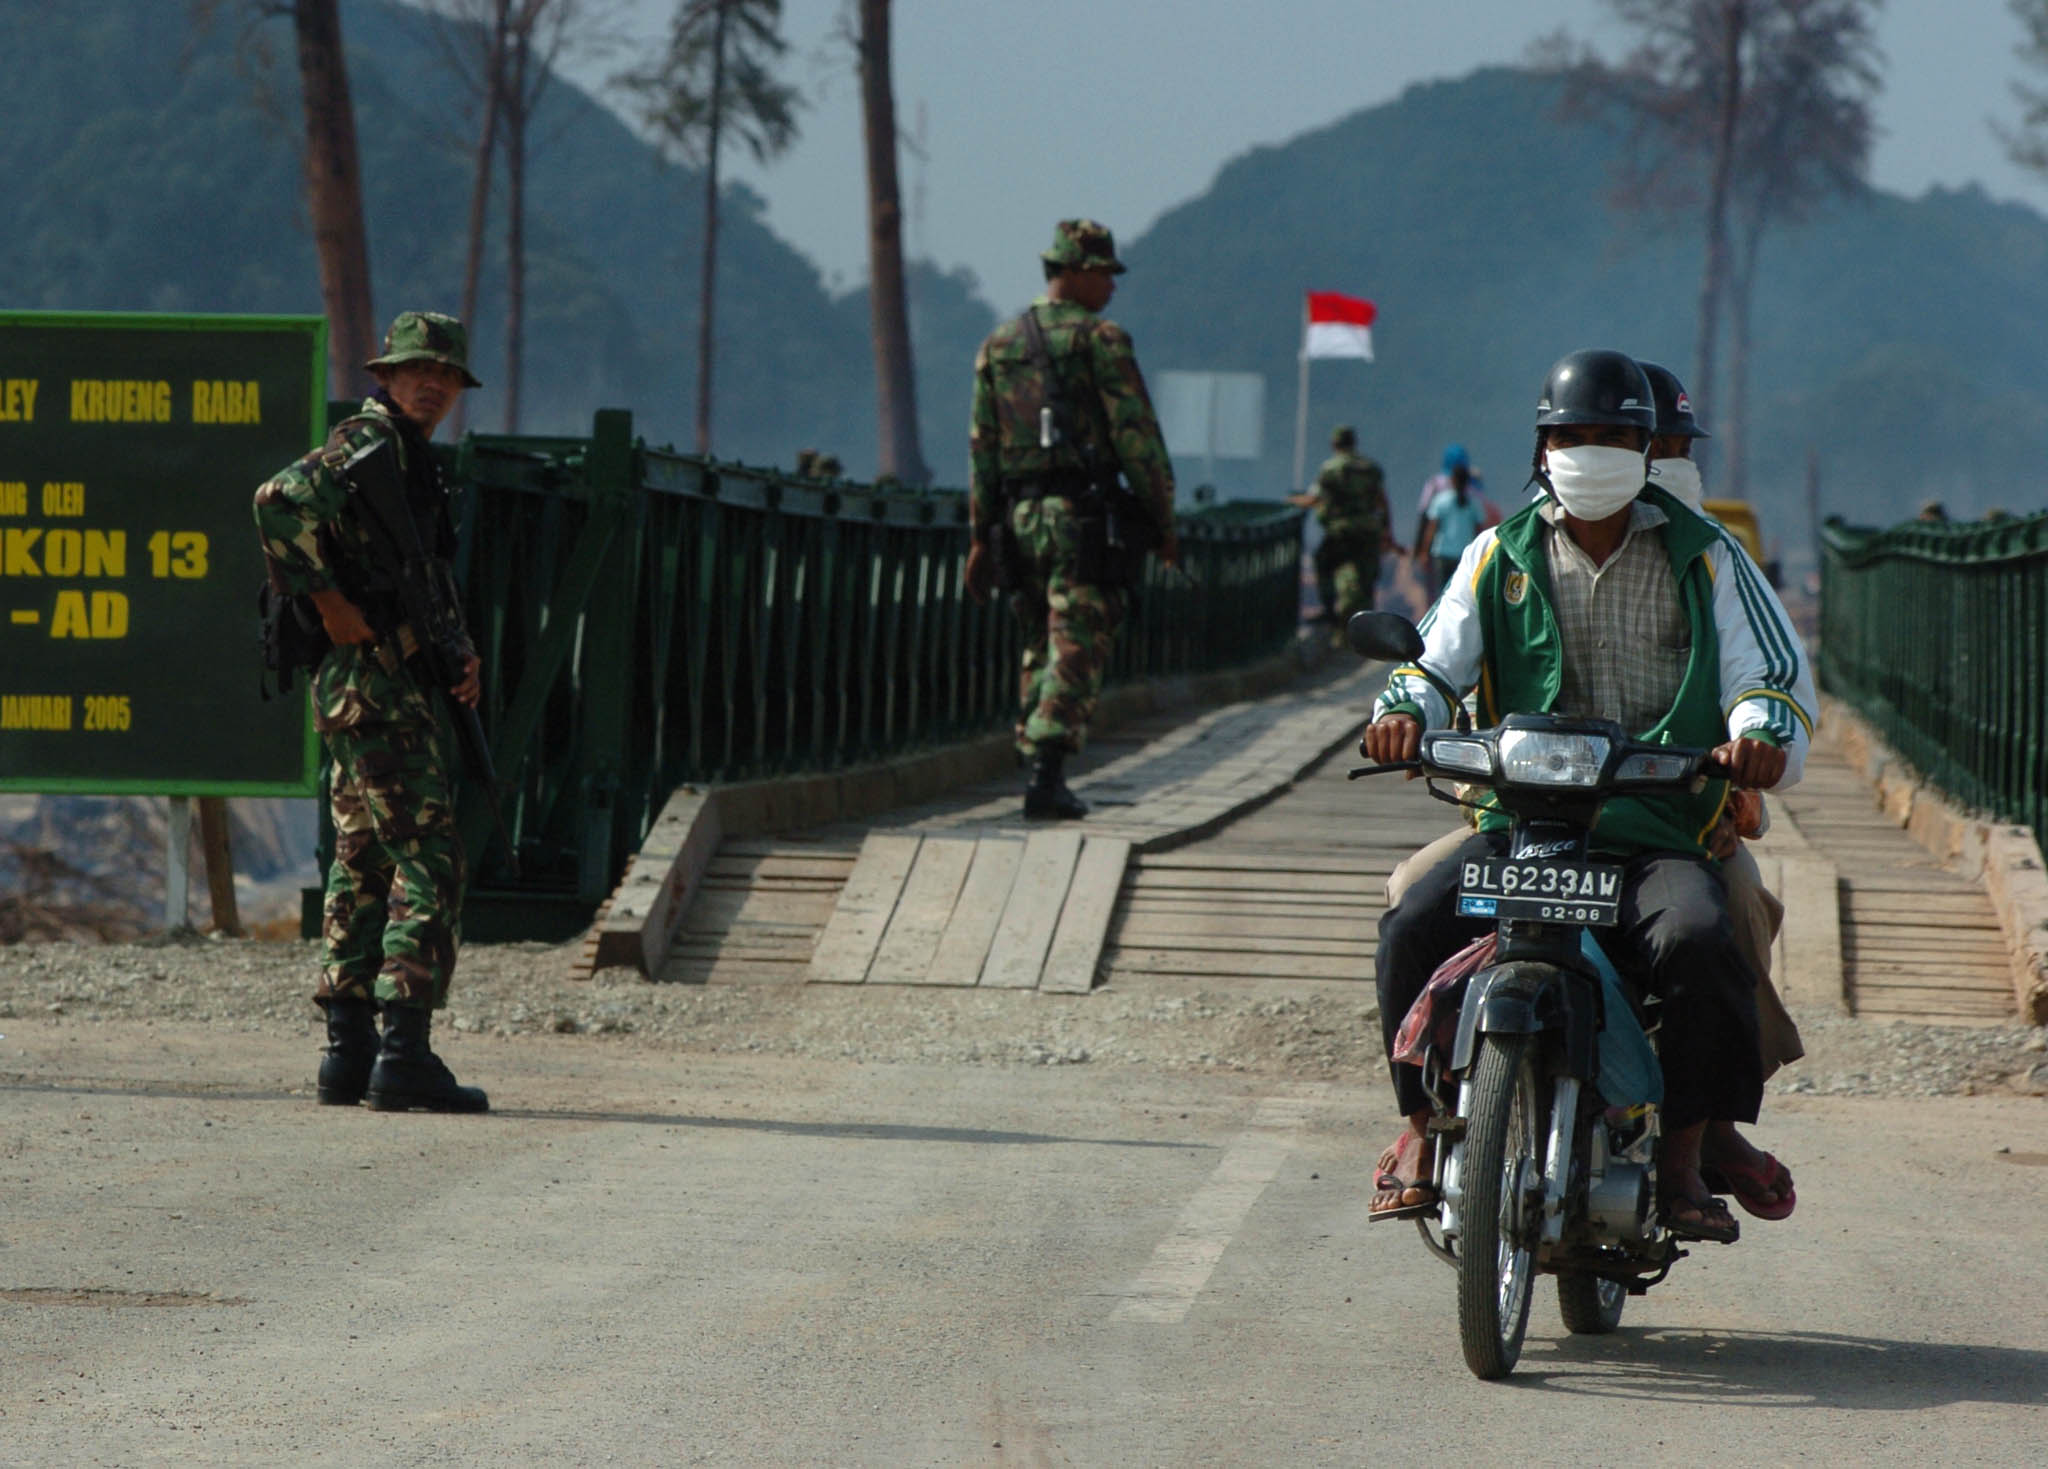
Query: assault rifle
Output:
[[340, 437, 518, 876]]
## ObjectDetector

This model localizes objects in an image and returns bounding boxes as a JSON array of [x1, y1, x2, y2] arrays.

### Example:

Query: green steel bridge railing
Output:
[[384, 408, 1304, 937], [1819, 511, 2048, 852]]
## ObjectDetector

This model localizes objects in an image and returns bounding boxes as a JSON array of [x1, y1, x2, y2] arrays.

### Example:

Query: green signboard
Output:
[[0, 311, 326, 795]]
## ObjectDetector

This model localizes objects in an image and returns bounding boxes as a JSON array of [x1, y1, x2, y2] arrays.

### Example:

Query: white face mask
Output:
[[1544, 443, 1647, 520], [1649, 455, 1704, 510]]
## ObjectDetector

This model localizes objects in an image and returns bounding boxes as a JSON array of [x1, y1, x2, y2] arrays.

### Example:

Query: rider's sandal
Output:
[[1368, 1131, 1438, 1222], [1662, 1192, 1741, 1244], [1369, 1178, 1440, 1222]]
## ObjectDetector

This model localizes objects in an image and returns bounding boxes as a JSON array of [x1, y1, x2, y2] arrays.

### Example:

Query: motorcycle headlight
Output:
[[1498, 728, 1611, 788], [1426, 737, 1493, 777]]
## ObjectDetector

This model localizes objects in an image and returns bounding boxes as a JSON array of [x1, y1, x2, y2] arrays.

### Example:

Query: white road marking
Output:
[[1110, 1088, 1327, 1324]]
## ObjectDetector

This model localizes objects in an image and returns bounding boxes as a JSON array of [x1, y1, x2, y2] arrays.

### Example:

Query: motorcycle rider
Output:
[[1362, 349, 1816, 1243]]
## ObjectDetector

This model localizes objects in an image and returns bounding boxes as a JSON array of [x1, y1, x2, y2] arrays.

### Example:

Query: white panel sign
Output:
[[1156, 371, 1265, 461]]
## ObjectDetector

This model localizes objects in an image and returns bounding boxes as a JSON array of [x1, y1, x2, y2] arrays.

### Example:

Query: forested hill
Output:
[[8, 14, 2046, 542], [1116, 67, 2048, 552], [0, 0, 990, 479]]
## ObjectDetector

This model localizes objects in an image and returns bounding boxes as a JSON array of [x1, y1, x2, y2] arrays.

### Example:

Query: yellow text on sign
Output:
[[192, 380, 261, 424], [50, 591, 129, 639], [70, 379, 172, 423], [0, 482, 25, 516], [42, 482, 84, 516], [0, 380, 37, 421], [1, 528, 127, 577], [1, 695, 71, 730], [147, 530, 208, 579]]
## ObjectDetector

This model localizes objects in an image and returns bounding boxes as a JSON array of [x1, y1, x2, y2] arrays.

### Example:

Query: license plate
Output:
[[1456, 855, 1624, 926]]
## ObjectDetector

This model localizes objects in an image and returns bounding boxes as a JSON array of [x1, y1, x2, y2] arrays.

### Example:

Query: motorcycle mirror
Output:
[[1346, 610, 1424, 663]]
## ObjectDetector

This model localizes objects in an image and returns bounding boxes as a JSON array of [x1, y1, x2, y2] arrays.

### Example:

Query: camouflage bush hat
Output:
[[1041, 219, 1127, 275], [364, 310, 483, 388], [1330, 424, 1357, 448]]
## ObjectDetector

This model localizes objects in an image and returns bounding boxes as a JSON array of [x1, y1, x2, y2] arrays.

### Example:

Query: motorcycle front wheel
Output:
[[1456, 1031, 1544, 1379]]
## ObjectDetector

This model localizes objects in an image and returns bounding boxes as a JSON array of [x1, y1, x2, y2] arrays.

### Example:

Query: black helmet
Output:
[[1534, 350, 1656, 434], [1636, 360, 1711, 440]]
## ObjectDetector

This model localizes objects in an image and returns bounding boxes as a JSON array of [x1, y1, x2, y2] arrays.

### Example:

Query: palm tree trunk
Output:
[[452, 0, 511, 439], [504, 30, 530, 433], [1724, 204, 1768, 502], [292, 0, 377, 399], [859, 0, 928, 485], [1692, 0, 1747, 475], [694, 0, 730, 456]]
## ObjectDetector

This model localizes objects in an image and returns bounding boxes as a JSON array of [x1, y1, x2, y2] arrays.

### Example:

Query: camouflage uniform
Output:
[[252, 314, 479, 1013], [969, 220, 1175, 759], [1309, 427, 1390, 624]]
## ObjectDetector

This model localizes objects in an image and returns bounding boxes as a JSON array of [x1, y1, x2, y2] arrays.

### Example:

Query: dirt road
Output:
[[3, 995, 2044, 1466]]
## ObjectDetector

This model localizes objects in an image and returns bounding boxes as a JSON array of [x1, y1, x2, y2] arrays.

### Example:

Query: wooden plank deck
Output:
[[1776, 747, 2014, 1024], [650, 688, 2018, 1033]]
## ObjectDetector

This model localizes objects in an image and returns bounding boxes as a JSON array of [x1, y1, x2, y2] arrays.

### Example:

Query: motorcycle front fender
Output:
[[1450, 959, 1598, 1079]]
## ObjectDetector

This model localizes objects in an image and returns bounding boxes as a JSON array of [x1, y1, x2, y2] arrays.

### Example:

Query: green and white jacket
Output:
[[1372, 485, 1816, 858]]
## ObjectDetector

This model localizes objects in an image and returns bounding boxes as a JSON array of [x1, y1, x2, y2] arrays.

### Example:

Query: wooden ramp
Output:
[[1777, 748, 2016, 1025], [802, 829, 1131, 991], [1103, 746, 1449, 987]]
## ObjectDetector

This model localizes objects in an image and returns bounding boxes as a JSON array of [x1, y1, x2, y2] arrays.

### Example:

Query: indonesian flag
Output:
[[1303, 290, 1376, 361]]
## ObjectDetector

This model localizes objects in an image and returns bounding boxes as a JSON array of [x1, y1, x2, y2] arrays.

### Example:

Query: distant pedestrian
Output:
[[1416, 448, 1491, 593], [963, 219, 1179, 820], [1289, 424, 1395, 629], [1410, 444, 1500, 595]]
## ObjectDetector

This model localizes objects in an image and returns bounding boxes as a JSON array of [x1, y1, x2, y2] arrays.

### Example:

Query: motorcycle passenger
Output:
[[1361, 349, 1817, 1244], [1641, 361, 1806, 1217]]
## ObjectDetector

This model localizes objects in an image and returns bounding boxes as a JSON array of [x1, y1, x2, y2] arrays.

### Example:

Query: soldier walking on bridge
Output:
[[964, 219, 1179, 820], [253, 311, 489, 1115], [1290, 423, 1394, 629]]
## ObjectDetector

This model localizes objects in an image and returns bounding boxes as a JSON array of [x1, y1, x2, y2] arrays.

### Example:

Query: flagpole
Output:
[[1291, 296, 1309, 493]]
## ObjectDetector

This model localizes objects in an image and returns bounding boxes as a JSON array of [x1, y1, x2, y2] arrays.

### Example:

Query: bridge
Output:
[[410, 418, 2045, 1029]]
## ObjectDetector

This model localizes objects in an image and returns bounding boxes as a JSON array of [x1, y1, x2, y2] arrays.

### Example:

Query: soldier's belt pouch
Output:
[[257, 580, 331, 700], [1076, 494, 1159, 589], [1073, 511, 1138, 589]]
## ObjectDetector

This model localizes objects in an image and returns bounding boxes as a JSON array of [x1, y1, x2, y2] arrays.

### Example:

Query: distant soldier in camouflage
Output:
[[1289, 424, 1393, 627], [964, 219, 1179, 819], [252, 310, 488, 1114]]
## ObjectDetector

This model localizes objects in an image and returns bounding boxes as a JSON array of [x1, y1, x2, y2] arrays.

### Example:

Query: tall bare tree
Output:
[[615, 0, 800, 455], [1998, 0, 2048, 177], [1721, 1, 1880, 497], [857, 0, 928, 485], [1547, 0, 1881, 492], [414, 0, 609, 433], [412, 0, 514, 435], [190, 0, 376, 396]]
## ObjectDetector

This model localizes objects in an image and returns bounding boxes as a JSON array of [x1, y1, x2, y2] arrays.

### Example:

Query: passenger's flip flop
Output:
[[1662, 1193, 1741, 1244], [1369, 1130, 1438, 1222], [1700, 1151, 1796, 1221]]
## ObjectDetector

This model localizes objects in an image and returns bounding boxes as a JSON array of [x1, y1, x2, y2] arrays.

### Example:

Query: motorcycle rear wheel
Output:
[[1557, 1273, 1627, 1334], [1456, 1031, 1543, 1379]]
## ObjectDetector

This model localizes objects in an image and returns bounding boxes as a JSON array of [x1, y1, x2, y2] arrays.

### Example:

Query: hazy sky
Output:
[[563, 0, 2047, 312]]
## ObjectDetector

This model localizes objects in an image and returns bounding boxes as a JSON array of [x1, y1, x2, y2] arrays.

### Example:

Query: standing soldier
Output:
[[253, 310, 488, 1114], [1289, 424, 1393, 628], [963, 219, 1179, 820]]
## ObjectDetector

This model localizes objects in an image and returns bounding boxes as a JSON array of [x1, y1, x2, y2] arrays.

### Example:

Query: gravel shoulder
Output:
[[3, 933, 2044, 1099]]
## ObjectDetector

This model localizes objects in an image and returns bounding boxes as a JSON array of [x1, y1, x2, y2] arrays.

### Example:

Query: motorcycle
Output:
[[1348, 610, 1735, 1379]]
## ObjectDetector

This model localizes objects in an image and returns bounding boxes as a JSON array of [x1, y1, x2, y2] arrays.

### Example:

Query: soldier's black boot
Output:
[[1023, 745, 1088, 820], [315, 998, 379, 1106], [365, 1004, 489, 1113]]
